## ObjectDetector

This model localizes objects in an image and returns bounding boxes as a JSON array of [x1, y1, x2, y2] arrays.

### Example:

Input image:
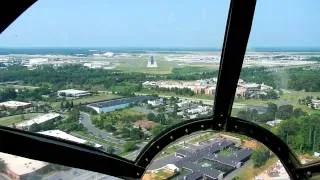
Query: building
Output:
[[16, 113, 61, 130], [308, 99, 320, 110], [28, 58, 49, 66], [133, 120, 159, 131], [57, 89, 91, 98], [38, 130, 103, 149], [266, 119, 283, 127], [0, 152, 48, 180], [147, 56, 158, 68], [0, 101, 32, 110], [87, 96, 155, 113], [147, 98, 164, 107]]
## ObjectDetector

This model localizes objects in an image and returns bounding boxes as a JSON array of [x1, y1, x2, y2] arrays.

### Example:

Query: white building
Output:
[[28, 58, 48, 66], [57, 89, 91, 98], [0, 152, 48, 180], [16, 113, 61, 130], [0, 101, 31, 110], [147, 98, 164, 107], [266, 119, 283, 127], [309, 99, 320, 110], [38, 130, 103, 148], [187, 105, 210, 115]]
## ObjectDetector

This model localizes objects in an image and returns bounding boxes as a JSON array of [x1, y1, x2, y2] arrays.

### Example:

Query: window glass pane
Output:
[[0, 152, 122, 180], [0, 0, 229, 161], [231, 0, 320, 164], [145, 131, 289, 180]]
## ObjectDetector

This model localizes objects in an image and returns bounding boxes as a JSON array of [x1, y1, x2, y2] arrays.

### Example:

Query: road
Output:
[[79, 112, 125, 144]]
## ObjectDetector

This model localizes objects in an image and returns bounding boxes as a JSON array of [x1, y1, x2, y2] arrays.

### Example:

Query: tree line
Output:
[[237, 103, 306, 123]]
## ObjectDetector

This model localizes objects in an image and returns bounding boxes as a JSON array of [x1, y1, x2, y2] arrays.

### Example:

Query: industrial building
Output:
[[57, 89, 91, 98], [38, 130, 103, 149], [147, 98, 164, 107], [147, 139, 253, 180], [16, 113, 61, 130], [0, 152, 48, 180], [0, 101, 32, 110], [87, 96, 156, 113]]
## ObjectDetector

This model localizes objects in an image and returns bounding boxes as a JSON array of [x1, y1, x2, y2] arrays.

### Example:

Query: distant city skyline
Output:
[[1, 0, 320, 48]]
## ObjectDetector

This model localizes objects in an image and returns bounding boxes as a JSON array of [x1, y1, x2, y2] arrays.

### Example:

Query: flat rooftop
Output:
[[57, 89, 90, 94], [0, 100, 31, 107], [0, 152, 48, 176], [17, 113, 61, 127], [88, 96, 155, 108], [38, 130, 102, 148]]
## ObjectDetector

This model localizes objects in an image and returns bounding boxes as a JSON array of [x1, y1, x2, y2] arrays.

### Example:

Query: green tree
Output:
[[251, 147, 270, 167], [293, 108, 307, 118], [277, 105, 294, 119], [151, 125, 164, 137], [147, 113, 156, 121], [123, 141, 137, 153], [130, 128, 144, 140], [106, 145, 115, 154], [156, 114, 166, 124]]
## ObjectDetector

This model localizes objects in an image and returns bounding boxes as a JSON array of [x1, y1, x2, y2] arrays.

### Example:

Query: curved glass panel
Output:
[[231, 0, 320, 164], [0, 0, 229, 161], [145, 131, 289, 180]]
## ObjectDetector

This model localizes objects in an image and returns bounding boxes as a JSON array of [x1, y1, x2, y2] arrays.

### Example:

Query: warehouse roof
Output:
[[57, 89, 90, 94], [88, 96, 155, 108], [16, 113, 61, 128], [0, 152, 48, 176], [38, 130, 102, 148], [0, 100, 31, 107]]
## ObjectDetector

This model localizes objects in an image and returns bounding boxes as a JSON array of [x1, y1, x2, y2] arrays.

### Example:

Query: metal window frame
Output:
[[1, 0, 320, 179]]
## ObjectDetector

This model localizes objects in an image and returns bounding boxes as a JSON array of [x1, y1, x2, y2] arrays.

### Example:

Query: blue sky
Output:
[[0, 0, 319, 48]]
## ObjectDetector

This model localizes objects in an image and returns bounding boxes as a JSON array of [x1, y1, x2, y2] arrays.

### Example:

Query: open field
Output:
[[234, 90, 320, 114], [51, 93, 121, 108], [0, 113, 43, 126]]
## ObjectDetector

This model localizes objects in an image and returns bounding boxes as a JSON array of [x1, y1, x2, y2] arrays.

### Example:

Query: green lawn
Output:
[[234, 90, 320, 114], [51, 93, 121, 108], [0, 113, 44, 126]]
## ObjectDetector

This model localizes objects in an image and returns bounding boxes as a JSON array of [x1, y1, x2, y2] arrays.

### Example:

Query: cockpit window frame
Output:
[[0, 0, 319, 179]]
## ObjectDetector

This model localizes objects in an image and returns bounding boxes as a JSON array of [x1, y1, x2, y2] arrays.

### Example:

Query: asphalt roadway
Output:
[[79, 112, 125, 144]]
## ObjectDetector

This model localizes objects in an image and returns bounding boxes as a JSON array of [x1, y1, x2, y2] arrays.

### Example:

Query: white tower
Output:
[[147, 56, 158, 68]]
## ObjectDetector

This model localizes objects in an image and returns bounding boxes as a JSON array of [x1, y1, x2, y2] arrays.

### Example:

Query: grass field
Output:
[[51, 93, 121, 108], [234, 90, 320, 114], [0, 113, 43, 126]]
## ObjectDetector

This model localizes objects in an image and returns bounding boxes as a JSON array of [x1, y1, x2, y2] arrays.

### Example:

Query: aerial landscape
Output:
[[1, 0, 320, 179], [0, 48, 319, 179]]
